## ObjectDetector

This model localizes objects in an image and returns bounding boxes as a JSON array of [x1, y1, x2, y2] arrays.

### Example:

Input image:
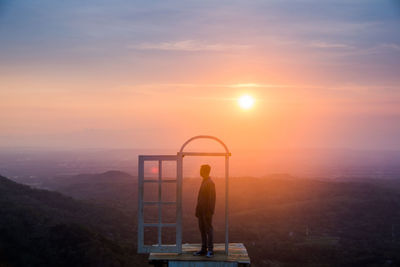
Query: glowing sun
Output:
[[238, 95, 255, 109]]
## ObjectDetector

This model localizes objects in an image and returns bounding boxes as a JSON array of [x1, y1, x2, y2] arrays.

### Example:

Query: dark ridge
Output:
[[0, 174, 145, 267]]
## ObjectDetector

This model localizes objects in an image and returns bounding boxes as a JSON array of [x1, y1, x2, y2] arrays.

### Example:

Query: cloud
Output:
[[127, 82, 287, 89], [129, 40, 250, 52], [228, 83, 289, 88], [379, 43, 400, 51], [309, 41, 353, 49], [337, 43, 400, 57]]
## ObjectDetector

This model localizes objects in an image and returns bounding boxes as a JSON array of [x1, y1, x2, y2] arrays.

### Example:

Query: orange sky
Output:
[[1, 1, 399, 152]]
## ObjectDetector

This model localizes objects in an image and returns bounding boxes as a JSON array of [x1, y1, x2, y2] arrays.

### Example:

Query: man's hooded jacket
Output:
[[195, 177, 216, 217]]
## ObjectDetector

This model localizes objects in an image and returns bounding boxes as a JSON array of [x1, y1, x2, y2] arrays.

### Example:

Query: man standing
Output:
[[193, 164, 216, 258]]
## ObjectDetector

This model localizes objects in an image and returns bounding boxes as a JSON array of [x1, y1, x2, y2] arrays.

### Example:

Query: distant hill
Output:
[[33, 171, 400, 266], [55, 170, 135, 184], [38, 170, 135, 189], [35, 171, 138, 215], [0, 174, 146, 267]]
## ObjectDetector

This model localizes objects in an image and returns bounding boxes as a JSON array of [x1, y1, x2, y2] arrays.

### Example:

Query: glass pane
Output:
[[144, 161, 159, 180], [161, 204, 176, 223], [144, 183, 158, 202], [161, 182, 176, 202], [144, 205, 159, 223], [162, 161, 176, 180], [144, 226, 158, 246], [161, 227, 176, 245]]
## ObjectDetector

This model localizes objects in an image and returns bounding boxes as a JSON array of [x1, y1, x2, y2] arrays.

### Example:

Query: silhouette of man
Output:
[[193, 164, 216, 258]]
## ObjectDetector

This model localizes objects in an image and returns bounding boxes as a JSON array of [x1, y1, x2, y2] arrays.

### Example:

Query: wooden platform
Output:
[[149, 243, 250, 267]]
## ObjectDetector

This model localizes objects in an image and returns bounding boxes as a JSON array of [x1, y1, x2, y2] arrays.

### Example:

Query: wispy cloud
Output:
[[333, 42, 400, 57], [228, 83, 289, 88], [129, 40, 250, 52], [379, 43, 400, 51], [129, 82, 287, 89], [309, 41, 353, 49]]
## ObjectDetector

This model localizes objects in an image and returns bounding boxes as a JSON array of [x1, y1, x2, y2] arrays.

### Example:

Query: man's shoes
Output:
[[206, 251, 214, 258], [193, 250, 207, 256]]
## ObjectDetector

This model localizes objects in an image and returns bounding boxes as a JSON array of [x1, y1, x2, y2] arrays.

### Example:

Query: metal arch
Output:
[[179, 135, 230, 154], [178, 135, 231, 255]]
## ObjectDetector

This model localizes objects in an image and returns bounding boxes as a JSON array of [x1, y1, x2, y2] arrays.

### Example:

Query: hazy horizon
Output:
[[2, 146, 400, 180]]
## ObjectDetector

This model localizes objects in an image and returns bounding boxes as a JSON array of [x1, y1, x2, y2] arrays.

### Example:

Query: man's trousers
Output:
[[197, 214, 213, 251]]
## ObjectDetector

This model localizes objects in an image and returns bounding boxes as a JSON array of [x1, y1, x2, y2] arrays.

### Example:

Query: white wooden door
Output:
[[137, 155, 182, 253]]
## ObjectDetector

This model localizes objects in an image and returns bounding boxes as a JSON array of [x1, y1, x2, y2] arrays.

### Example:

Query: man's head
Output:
[[200, 164, 211, 179]]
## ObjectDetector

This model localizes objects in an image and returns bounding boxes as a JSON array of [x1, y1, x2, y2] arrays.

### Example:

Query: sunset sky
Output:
[[1, 0, 400, 152]]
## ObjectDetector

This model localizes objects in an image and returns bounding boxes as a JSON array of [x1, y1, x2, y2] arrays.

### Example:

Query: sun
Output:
[[238, 95, 255, 110]]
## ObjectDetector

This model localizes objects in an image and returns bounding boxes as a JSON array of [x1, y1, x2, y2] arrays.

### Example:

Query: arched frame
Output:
[[137, 135, 231, 255], [178, 135, 231, 254]]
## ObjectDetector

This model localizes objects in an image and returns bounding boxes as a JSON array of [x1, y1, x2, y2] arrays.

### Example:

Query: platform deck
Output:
[[149, 243, 250, 265]]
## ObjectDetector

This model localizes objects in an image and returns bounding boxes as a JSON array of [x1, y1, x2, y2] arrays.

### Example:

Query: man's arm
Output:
[[209, 182, 216, 215]]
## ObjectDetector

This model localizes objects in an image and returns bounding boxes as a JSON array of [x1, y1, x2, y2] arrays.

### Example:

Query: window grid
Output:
[[138, 156, 180, 253]]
